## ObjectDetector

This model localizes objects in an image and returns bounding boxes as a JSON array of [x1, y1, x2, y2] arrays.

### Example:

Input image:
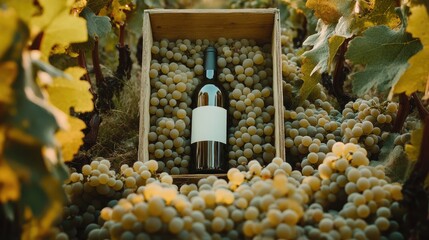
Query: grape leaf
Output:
[[306, 0, 354, 24], [405, 127, 423, 161], [299, 58, 321, 103], [354, 0, 399, 30], [8, 59, 64, 147], [55, 117, 86, 161], [394, 5, 429, 96], [0, 62, 17, 104], [0, 158, 20, 203], [411, 0, 429, 12], [81, 7, 112, 40], [47, 67, 93, 161], [327, 35, 346, 72], [303, 21, 336, 75], [21, 176, 65, 238], [87, 0, 110, 14], [0, 8, 18, 59], [47, 67, 93, 113], [300, 21, 346, 101], [31, 0, 88, 60], [345, 24, 422, 96], [100, 0, 131, 25], [127, 0, 146, 35], [0, 0, 34, 25]]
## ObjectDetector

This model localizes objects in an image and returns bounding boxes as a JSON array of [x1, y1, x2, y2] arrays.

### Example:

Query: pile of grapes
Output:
[[56, 30, 416, 240], [148, 38, 277, 174]]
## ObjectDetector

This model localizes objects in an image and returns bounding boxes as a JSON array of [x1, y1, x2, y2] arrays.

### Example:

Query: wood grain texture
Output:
[[147, 9, 276, 44], [138, 12, 153, 162], [139, 9, 286, 166], [271, 10, 286, 160]]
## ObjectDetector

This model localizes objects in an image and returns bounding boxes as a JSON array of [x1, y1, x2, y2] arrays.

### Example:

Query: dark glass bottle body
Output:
[[190, 46, 229, 173]]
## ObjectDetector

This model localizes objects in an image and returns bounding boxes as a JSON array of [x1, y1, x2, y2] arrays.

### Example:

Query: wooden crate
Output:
[[138, 9, 285, 174]]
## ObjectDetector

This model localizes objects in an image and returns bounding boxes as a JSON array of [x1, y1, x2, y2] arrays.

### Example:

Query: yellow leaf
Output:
[[394, 49, 429, 95], [405, 127, 423, 161], [0, 8, 18, 58], [327, 35, 346, 72], [0, 0, 35, 24], [299, 58, 322, 103], [306, 0, 349, 24], [47, 67, 92, 161], [407, 5, 429, 46], [0, 126, 4, 155], [394, 5, 429, 95], [31, 0, 88, 60], [0, 159, 20, 203], [56, 116, 86, 162], [0, 61, 17, 104], [48, 67, 93, 113], [112, 0, 129, 24]]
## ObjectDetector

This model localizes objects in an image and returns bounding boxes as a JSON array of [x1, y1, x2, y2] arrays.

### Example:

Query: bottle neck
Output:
[[204, 46, 216, 80]]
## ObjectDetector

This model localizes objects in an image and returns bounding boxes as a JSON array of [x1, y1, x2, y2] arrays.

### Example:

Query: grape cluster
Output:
[[148, 37, 277, 173], [284, 95, 401, 169], [299, 142, 405, 239], [59, 159, 161, 239], [73, 143, 405, 239], [284, 99, 343, 166]]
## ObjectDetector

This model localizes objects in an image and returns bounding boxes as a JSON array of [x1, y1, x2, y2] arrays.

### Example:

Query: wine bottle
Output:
[[190, 46, 229, 173]]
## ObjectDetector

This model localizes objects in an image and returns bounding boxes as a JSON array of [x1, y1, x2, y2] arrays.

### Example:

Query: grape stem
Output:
[[332, 38, 354, 109], [77, 50, 92, 88], [92, 36, 104, 86], [29, 32, 43, 50], [412, 93, 429, 120], [116, 23, 132, 80], [392, 93, 410, 133], [401, 115, 429, 239]]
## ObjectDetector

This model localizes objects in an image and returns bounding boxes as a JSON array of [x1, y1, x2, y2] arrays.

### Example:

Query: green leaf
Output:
[[127, 0, 146, 35], [21, 183, 48, 217], [303, 21, 336, 75], [87, 0, 109, 14], [378, 133, 399, 162], [300, 20, 348, 102], [345, 25, 422, 96], [81, 7, 112, 40], [8, 55, 63, 147], [1, 203, 15, 221]]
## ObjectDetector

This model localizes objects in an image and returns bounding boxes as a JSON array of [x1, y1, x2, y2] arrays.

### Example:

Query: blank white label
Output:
[[191, 106, 227, 144]]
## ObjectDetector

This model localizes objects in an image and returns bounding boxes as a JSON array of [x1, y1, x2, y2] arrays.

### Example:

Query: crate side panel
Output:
[[139, 12, 154, 162], [271, 10, 285, 160], [149, 11, 274, 43]]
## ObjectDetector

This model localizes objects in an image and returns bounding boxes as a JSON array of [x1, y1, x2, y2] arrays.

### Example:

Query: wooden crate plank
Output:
[[272, 10, 285, 160], [138, 12, 153, 162], [147, 9, 276, 44]]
